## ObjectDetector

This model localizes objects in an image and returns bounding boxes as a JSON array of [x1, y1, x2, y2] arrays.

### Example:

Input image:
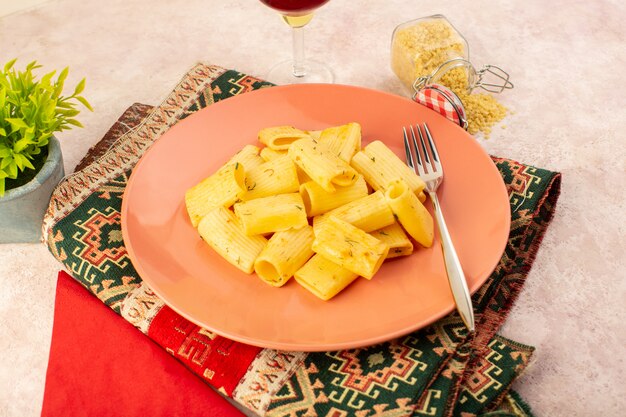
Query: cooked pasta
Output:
[[312, 190, 395, 233], [243, 156, 299, 200], [371, 222, 414, 258], [305, 129, 322, 140], [254, 226, 315, 287], [294, 254, 359, 301], [288, 137, 358, 193], [185, 161, 246, 227], [260, 147, 287, 161], [351, 140, 425, 195], [234, 193, 308, 236], [312, 216, 389, 279], [189, 122, 434, 300], [318, 122, 362, 163], [384, 179, 434, 247], [299, 176, 368, 217], [229, 144, 264, 171], [198, 207, 267, 274], [258, 126, 310, 151]]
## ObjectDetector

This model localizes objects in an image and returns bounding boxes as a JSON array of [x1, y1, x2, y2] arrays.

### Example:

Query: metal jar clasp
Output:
[[412, 58, 513, 95]]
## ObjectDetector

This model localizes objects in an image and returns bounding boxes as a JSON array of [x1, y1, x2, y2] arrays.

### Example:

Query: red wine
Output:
[[259, 0, 330, 15]]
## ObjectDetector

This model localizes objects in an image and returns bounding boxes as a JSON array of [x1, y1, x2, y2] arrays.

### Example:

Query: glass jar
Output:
[[391, 14, 513, 131], [391, 15, 470, 94], [391, 15, 513, 97]]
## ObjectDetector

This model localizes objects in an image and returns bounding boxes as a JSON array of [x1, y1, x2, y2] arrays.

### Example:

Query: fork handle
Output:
[[429, 192, 476, 333]]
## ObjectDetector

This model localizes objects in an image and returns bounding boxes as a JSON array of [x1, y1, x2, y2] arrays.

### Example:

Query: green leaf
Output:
[[14, 137, 33, 153], [14, 153, 34, 170], [5, 118, 29, 129], [1, 155, 12, 169], [57, 66, 69, 84], [13, 154, 24, 170], [56, 108, 80, 117], [40, 70, 56, 87], [53, 67, 69, 98], [76, 95, 93, 111], [3, 58, 17, 73], [73, 77, 85, 95], [25, 60, 41, 71], [0, 127, 6, 137], [65, 118, 84, 128], [0, 177, 5, 197], [6, 159, 17, 178]]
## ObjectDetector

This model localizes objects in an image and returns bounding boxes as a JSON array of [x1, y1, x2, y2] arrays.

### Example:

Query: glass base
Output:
[[266, 59, 334, 84]]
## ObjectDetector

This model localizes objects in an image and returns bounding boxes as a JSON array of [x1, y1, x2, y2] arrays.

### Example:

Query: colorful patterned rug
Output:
[[43, 63, 561, 417]]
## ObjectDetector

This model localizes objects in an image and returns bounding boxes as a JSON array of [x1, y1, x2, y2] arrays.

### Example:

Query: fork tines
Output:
[[403, 123, 442, 178]]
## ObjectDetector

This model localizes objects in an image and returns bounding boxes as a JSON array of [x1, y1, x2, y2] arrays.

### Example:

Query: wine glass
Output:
[[259, 0, 334, 84]]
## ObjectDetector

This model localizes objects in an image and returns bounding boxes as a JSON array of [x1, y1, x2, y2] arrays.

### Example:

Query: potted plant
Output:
[[0, 59, 92, 243]]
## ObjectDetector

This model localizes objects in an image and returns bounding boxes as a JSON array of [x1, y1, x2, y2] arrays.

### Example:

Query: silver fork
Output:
[[403, 123, 475, 333]]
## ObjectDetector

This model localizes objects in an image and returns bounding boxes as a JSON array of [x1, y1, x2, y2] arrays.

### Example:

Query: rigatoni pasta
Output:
[[299, 176, 368, 217], [260, 147, 287, 161], [243, 156, 299, 200], [351, 140, 425, 195], [198, 207, 267, 274], [306, 129, 322, 140], [186, 121, 435, 301], [229, 144, 265, 171], [288, 137, 358, 193], [318, 122, 361, 163], [184, 161, 246, 227], [313, 190, 395, 233], [312, 216, 389, 279], [254, 226, 315, 287], [294, 254, 359, 301], [384, 179, 434, 248], [258, 126, 310, 150], [234, 193, 308, 236], [371, 222, 414, 258]]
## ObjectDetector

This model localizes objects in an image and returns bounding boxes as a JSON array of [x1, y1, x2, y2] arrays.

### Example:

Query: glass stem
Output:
[[291, 26, 307, 78]]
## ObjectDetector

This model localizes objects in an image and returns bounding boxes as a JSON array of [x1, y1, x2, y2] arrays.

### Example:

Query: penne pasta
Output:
[[350, 140, 425, 195], [312, 190, 395, 233], [198, 207, 267, 274], [254, 225, 315, 287], [234, 193, 308, 236], [371, 222, 414, 258], [260, 147, 287, 162], [294, 254, 359, 301], [312, 216, 389, 279], [243, 156, 299, 200], [185, 161, 246, 227], [258, 126, 310, 151], [299, 176, 368, 217], [318, 122, 362, 163], [288, 137, 358, 193], [384, 179, 434, 248]]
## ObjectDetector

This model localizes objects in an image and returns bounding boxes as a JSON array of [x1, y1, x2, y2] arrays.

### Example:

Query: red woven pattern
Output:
[[148, 305, 262, 395]]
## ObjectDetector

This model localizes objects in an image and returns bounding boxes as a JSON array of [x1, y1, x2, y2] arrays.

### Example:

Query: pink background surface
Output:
[[0, 1, 624, 416]]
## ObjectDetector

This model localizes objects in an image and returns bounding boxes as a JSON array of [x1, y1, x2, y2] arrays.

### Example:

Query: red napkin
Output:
[[41, 271, 244, 417]]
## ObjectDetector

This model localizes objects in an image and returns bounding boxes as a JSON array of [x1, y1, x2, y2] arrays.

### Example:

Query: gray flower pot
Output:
[[0, 136, 65, 243]]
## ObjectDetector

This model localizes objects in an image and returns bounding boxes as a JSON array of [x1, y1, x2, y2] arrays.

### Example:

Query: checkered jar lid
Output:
[[413, 83, 468, 130]]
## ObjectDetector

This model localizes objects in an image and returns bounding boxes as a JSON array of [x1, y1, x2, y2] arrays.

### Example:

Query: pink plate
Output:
[[121, 84, 510, 351]]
